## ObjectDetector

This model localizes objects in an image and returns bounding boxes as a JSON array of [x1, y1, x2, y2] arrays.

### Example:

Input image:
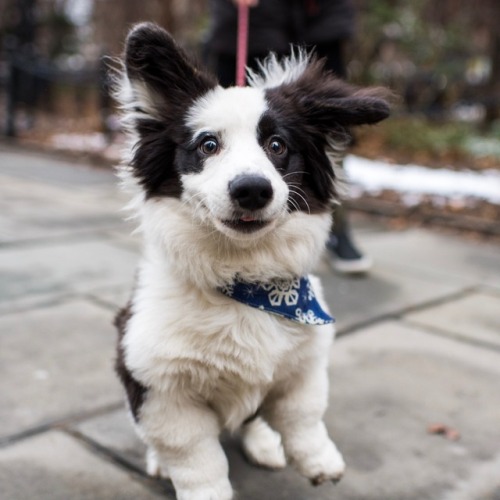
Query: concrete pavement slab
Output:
[[327, 320, 500, 500], [316, 255, 465, 333], [359, 228, 500, 289], [71, 320, 500, 500], [0, 239, 137, 309], [3, 147, 500, 499], [405, 290, 500, 349], [0, 431, 166, 500], [0, 147, 117, 187], [0, 171, 129, 244], [72, 408, 147, 471], [441, 452, 500, 500], [0, 300, 122, 439], [225, 432, 348, 500], [0, 147, 132, 244]]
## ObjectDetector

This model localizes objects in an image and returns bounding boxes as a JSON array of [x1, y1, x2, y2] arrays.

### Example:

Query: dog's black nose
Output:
[[228, 175, 273, 210]]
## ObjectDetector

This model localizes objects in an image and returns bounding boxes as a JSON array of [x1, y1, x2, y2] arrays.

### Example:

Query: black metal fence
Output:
[[2, 53, 109, 138]]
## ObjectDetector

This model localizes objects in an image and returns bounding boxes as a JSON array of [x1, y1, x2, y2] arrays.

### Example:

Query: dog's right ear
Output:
[[123, 22, 217, 121]]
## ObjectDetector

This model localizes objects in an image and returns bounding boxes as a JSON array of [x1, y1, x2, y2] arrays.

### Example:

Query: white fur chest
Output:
[[123, 256, 333, 429]]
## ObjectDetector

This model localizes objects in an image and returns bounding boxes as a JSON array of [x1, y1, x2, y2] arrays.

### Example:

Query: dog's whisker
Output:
[[289, 188, 311, 214], [289, 197, 303, 214], [287, 195, 301, 213]]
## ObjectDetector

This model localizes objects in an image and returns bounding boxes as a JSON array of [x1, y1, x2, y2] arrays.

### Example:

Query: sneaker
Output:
[[326, 232, 373, 274]]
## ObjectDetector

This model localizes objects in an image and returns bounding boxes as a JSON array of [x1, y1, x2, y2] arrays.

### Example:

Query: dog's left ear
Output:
[[267, 57, 390, 136], [123, 22, 218, 121], [299, 84, 390, 133]]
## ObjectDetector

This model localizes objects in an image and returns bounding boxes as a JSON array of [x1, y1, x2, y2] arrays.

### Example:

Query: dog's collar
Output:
[[218, 277, 334, 325]]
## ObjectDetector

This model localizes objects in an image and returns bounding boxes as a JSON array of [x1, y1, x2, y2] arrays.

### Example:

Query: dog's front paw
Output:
[[176, 478, 233, 500], [242, 417, 286, 470], [295, 439, 345, 486]]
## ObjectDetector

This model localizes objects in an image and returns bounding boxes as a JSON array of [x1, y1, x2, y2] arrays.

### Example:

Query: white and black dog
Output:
[[114, 22, 389, 500]]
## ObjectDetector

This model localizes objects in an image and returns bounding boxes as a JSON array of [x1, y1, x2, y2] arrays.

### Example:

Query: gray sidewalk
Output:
[[1, 144, 499, 500]]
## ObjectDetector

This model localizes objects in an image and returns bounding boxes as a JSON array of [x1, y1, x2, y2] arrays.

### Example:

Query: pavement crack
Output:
[[0, 402, 123, 448], [401, 318, 500, 354], [62, 428, 176, 497], [337, 286, 479, 338]]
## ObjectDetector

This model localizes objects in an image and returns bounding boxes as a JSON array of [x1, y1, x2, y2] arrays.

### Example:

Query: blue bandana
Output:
[[218, 277, 334, 325]]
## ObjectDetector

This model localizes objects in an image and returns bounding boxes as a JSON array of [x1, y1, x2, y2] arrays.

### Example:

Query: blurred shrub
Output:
[[383, 118, 472, 156]]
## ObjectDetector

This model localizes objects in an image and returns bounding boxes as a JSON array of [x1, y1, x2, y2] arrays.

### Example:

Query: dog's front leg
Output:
[[263, 363, 345, 485], [141, 390, 233, 500]]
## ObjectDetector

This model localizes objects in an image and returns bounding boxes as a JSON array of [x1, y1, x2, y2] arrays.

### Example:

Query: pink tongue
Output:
[[240, 215, 256, 222]]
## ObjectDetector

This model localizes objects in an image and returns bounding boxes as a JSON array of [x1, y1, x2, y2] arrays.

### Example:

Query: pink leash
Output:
[[236, 4, 250, 86]]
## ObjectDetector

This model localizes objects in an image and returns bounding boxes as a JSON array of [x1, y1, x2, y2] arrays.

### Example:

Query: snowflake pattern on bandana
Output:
[[218, 277, 334, 325]]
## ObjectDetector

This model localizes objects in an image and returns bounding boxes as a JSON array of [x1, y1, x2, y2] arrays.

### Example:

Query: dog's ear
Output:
[[123, 22, 217, 120], [301, 86, 390, 130], [291, 58, 390, 134], [117, 24, 218, 198], [299, 86, 390, 141], [266, 57, 390, 138]]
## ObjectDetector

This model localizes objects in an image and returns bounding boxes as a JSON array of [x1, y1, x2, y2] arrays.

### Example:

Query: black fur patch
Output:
[[262, 57, 390, 214], [124, 23, 218, 199], [257, 107, 337, 214], [125, 23, 217, 113], [130, 119, 183, 198], [114, 303, 147, 422]]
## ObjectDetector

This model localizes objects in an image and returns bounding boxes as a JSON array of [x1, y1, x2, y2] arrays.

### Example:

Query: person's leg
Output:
[[315, 40, 373, 274], [326, 204, 373, 273]]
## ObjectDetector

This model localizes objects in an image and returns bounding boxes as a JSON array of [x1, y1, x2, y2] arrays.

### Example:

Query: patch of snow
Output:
[[344, 155, 500, 205]]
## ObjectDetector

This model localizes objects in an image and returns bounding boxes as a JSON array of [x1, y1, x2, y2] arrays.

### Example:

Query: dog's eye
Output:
[[268, 137, 287, 156], [199, 137, 219, 155]]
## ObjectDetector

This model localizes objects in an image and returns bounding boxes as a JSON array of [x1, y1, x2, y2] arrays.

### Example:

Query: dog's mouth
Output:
[[221, 214, 271, 233]]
